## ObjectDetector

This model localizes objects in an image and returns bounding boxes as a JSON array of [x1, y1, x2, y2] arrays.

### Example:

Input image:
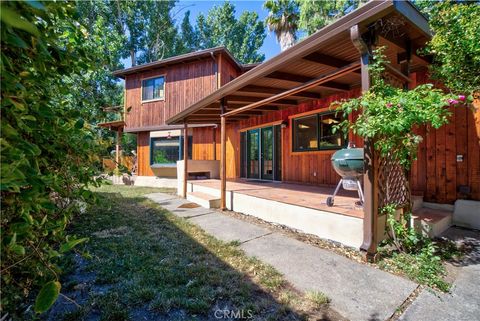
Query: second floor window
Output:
[[142, 76, 165, 101]]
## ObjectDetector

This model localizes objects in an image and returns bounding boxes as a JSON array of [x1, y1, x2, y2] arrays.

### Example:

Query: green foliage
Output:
[[264, 0, 299, 51], [422, 1, 480, 94], [1, 1, 107, 317], [380, 205, 450, 292], [297, 0, 366, 35], [334, 47, 463, 168], [196, 2, 266, 63], [34, 281, 61, 314]]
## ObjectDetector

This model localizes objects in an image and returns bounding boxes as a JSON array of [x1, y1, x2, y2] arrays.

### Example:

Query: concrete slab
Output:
[[188, 213, 271, 243], [453, 200, 480, 230], [145, 193, 178, 203], [241, 233, 417, 321], [169, 206, 214, 218], [400, 227, 480, 321]]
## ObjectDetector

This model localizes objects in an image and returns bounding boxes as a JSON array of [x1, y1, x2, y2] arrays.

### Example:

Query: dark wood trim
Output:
[[351, 24, 378, 261]]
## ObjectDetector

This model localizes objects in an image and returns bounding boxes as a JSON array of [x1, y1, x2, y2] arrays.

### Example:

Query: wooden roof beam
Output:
[[378, 35, 431, 65], [302, 52, 361, 75], [266, 71, 350, 91], [238, 85, 321, 99], [223, 62, 360, 117], [225, 95, 297, 106]]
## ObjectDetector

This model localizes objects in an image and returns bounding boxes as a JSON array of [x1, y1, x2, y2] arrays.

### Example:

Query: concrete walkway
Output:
[[399, 227, 480, 321], [146, 193, 418, 321]]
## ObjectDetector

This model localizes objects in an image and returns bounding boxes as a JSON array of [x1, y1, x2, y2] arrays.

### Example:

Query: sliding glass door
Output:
[[241, 125, 281, 181], [246, 129, 260, 178]]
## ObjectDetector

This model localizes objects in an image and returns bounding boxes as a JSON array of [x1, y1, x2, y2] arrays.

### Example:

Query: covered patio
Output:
[[168, 1, 433, 256], [189, 179, 363, 218]]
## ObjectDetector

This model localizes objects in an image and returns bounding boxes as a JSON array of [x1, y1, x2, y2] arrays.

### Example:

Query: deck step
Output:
[[412, 207, 453, 237], [187, 192, 220, 209], [412, 195, 424, 212]]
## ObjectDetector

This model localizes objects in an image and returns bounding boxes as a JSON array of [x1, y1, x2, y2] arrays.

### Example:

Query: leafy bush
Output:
[[380, 205, 450, 292], [333, 47, 464, 168], [1, 2, 106, 317], [422, 1, 480, 95]]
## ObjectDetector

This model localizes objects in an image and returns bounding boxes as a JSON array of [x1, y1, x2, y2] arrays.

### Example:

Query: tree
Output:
[[196, 2, 266, 63], [421, 1, 480, 96], [1, 1, 107, 317], [297, 0, 366, 36], [264, 0, 300, 51], [178, 10, 198, 54]]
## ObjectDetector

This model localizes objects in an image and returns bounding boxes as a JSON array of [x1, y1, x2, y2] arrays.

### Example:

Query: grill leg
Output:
[[356, 179, 364, 204], [332, 179, 343, 199]]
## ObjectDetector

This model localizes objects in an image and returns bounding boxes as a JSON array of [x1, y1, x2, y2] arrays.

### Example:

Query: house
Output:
[[106, 0, 480, 256], [107, 47, 257, 186]]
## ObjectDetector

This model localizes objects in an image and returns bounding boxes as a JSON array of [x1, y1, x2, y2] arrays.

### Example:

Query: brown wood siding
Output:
[[124, 59, 216, 130], [137, 131, 154, 176], [178, 70, 479, 204], [130, 52, 242, 176], [409, 71, 480, 203]]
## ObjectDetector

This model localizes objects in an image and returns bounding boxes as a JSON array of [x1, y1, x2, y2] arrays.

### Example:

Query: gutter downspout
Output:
[[210, 51, 219, 160], [350, 25, 378, 262], [210, 51, 218, 90]]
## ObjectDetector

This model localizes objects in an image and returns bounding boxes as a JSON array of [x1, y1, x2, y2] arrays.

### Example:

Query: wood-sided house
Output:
[[107, 47, 257, 183], [104, 0, 480, 256]]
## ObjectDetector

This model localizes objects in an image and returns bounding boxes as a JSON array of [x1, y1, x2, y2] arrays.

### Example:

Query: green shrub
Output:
[[1, 1, 106, 317]]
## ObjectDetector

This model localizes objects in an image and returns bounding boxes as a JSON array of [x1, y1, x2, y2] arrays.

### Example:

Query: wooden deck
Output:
[[189, 179, 364, 219]]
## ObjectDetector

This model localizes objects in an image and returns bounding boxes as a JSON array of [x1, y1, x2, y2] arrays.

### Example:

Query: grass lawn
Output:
[[47, 185, 344, 321]]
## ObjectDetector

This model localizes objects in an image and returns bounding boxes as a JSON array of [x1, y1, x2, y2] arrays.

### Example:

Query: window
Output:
[[293, 115, 318, 151], [150, 135, 192, 166], [142, 76, 165, 101], [292, 111, 344, 152]]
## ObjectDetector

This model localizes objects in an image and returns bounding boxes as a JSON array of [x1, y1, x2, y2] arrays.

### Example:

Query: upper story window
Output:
[[142, 76, 165, 102], [292, 111, 344, 152]]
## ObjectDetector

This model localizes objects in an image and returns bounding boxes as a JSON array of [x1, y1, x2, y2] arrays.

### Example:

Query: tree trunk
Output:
[[130, 49, 135, 66], [279, 31, 295, 52]]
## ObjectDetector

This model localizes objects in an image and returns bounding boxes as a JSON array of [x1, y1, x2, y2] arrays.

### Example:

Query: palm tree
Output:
[[264, 0, 300, 51]]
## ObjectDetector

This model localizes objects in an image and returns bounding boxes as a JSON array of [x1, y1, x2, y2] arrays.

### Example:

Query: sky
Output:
[[176, 0, 281, 61]]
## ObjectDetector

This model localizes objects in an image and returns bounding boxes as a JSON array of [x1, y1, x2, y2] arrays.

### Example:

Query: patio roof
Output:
[[167, 0, 430, 125]]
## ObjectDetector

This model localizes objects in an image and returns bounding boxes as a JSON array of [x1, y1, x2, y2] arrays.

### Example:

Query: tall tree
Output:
[[178, 10, 198, 54], [264, 0, 299, 52], [297, 0, 366, 36], [421, 1, 480, 95], [196, 2, 266, 63]]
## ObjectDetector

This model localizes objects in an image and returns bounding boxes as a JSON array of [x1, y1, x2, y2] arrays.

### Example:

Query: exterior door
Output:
[[261, 126, 274, 180], [246, 129, 260, 178], [241, 125, 281, 181]]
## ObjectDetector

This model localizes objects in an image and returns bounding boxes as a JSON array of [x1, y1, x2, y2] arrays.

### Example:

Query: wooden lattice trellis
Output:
[[378, 155, 410, 209]]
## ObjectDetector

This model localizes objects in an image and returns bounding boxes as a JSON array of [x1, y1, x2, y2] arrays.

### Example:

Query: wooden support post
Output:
[[351, 24, 378, 261], [220, 100, 227, 210], [115, 127, 121, 169], [213, 126, 217, 160], [183, 123, 188, 198]]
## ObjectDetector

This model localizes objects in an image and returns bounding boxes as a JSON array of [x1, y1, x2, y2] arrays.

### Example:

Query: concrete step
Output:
[[412, 195, 424, 212], [187, 191, 220, 209], [412, 207, 453, 237]]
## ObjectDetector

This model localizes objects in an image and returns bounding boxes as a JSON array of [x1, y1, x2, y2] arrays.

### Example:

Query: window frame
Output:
[[292, 111, 345, 152], [149, 135, 192, 167], [141, 74, 166, 103]]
